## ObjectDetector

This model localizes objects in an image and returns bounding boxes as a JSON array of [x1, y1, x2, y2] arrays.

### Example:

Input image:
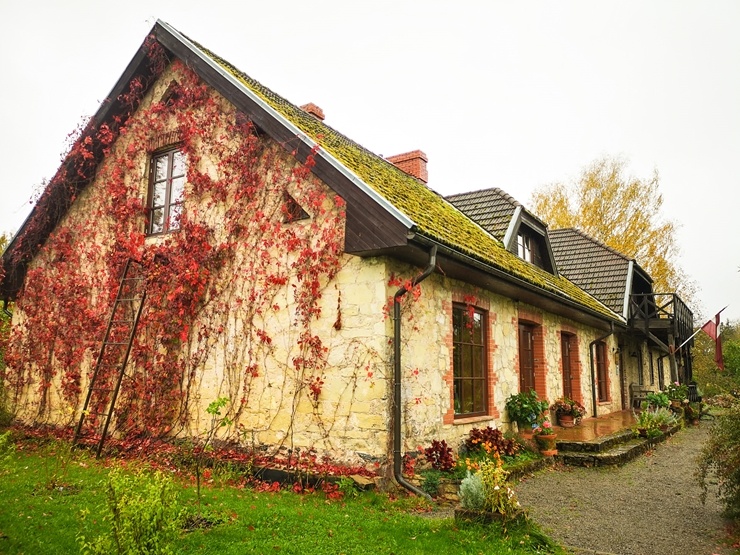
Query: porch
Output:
[[549, 410, 679, 466]]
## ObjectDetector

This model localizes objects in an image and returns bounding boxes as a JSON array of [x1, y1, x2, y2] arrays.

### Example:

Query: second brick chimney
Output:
[[300, 103, 325, 121], [386, 150, 428, 184]]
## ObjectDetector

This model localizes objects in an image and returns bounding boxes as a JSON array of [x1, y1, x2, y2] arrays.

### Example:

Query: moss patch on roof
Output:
[[191, 41, 619, 322]]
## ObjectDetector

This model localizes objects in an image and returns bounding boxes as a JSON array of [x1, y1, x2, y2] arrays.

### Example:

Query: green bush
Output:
[[78, 469, 182, 554], [698, 401, 740, 518], [458, 470, 485, 510]]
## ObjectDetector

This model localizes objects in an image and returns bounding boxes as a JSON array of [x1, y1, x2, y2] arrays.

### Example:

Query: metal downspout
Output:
[[589, 323, 615, 418], [393, 246, 437, 500]]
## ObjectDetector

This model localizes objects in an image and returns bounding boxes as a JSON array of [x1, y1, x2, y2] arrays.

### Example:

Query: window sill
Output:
[[453, 415, 496, 426]]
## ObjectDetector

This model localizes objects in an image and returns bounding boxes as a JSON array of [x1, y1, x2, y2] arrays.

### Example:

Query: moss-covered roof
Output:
[[187, 37, 620, 323]]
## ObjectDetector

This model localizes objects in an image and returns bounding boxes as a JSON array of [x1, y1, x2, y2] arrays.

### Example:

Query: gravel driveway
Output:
[[516, 423, 734, 555]]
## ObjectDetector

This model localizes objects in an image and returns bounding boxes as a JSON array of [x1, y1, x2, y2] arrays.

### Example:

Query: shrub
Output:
[[464, 426, 518, 457], [505, 391, 548, 429], [698, 401, 740, 518], [419, 469, 442, 498], [78, 469, 182, 555], [645, 391, 670, 409], [423, 439, 455, 472], [458, 470, 485, 510]]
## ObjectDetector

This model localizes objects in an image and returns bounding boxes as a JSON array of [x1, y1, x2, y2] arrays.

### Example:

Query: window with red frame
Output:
[[453, 304, 488, 416]]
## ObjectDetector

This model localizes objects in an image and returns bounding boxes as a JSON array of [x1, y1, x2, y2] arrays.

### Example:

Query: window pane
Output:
[[172, 151, 186, 177], [150, 208, 164, 234], [169, 203, 182, 230], [472, 312, 482, 343], [171, 177, 185, 204], [461, 345, 472, 378], [453, 345, 461, 378], [473, 381, 485, 412], [453, 309, 461, 342], [152, 182, 166, 208], [462, 380, 473, 413], [155, 155, 169, 182], [473, 347, 483, 377]]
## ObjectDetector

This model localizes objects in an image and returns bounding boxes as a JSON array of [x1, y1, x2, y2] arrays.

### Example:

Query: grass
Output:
[[0, 433, 566, 554]]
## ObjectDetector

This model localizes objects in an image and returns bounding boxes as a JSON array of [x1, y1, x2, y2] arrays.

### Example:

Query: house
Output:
[[549, 228, 694, 406], [1, 21, 628, 480], [447, 187, 694, 411]]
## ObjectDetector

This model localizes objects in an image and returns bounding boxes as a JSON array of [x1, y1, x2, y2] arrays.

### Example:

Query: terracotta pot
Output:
[[535, 433, 558, 453], [557, 414, 575, 427], [540, 448, 558, 457], [670, 399, 682, 408]]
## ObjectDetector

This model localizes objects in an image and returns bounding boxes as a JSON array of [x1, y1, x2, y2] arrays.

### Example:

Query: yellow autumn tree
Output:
[[530, 156, 695, 304]]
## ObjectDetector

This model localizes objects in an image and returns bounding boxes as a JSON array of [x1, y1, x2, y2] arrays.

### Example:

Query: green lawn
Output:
[[0, 435, 565, 554]]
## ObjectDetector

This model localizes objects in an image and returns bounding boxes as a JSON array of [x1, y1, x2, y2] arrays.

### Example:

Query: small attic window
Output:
[[160, 80, 182, 105], [282, 191, 309, 223], [517, 226, 550, 271]]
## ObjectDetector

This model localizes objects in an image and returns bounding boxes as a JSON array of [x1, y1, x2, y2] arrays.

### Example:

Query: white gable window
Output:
[[147, 148, 186, 235]]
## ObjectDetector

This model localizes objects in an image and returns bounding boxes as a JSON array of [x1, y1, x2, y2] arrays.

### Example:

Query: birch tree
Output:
[[530, 156, 694, 303]]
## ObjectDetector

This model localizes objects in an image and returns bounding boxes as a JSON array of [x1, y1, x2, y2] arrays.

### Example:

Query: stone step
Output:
[[555, 425, 680, 467], [556, 429, 635, 454], [556, 437, 650, 467]]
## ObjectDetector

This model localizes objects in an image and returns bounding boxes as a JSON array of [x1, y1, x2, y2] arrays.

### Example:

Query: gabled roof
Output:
[[549, 228, 653, 318], [1, 21, 623, 328], [445, 187, 558, 274]]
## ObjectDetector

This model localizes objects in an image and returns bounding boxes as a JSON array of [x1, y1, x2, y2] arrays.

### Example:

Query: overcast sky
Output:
[[1, 1, 738, 323]]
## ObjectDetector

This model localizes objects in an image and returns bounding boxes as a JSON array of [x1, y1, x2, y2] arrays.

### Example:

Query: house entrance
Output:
[[561, 333, 574, 399], [519, 323, 535, 391]]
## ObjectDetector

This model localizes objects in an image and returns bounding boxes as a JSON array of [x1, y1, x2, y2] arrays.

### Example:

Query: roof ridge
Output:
[[445, 186, 522, 208], [550, 227, 633, 262]]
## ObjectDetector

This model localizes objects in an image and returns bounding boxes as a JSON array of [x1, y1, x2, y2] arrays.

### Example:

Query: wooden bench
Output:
[[629, 383, 652, 410]]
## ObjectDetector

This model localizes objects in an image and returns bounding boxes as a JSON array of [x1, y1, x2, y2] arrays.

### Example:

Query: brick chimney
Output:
[[300, 102, 325, 121], [386, 150, 428, 184]]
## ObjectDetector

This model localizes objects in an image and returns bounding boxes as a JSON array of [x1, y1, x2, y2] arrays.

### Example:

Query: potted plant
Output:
[[665, 381, 689, 406], [505, 390, 549, 435], [550, 397, 585, 427], [533, 418, 557, 456]]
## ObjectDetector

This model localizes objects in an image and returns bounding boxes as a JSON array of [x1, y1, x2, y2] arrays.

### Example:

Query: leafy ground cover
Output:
[[0, 432, 566, 554]]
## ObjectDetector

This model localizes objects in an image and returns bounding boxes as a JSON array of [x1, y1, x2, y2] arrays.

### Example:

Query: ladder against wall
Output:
[[72, 258, 146, 457]]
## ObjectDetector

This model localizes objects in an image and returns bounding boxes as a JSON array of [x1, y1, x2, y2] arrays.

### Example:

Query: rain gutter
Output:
[[393, 245, 437, 500]]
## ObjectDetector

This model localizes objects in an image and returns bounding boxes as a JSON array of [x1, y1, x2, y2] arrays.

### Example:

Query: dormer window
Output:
[[517, 229, 544, 268]]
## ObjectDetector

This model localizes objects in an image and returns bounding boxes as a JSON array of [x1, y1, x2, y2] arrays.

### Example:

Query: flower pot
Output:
[[540, 448, 558, 457], [535, 433, 558, 453], [557, 414, 575, 428], [670, 399, 681, 408]]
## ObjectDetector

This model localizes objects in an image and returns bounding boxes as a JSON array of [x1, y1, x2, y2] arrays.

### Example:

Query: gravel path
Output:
[[516, 423, 734, 555]]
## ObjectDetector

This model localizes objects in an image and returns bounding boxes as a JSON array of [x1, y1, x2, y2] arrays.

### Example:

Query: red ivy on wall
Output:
[[4, 41, 347, 446]]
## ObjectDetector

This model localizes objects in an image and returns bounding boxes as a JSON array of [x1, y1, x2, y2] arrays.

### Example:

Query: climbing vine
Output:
[[2, 39, 389, 460]]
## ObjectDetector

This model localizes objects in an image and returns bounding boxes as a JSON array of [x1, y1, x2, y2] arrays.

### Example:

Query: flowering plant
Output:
[[665, 381, 688, 401], [534, 418, 555, 435], [505, 390, 549, 429], [550, 397, 586, 418]]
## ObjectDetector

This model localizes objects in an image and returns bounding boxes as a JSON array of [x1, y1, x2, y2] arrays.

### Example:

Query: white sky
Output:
[[1, 0, 738, 323]]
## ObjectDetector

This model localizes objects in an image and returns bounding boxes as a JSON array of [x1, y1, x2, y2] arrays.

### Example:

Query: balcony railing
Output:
[[629, 293, 694, 344]]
